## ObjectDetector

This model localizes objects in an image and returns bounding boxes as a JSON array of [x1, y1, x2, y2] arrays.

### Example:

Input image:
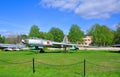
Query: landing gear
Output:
[[35, 46, 45, 53], [40, 48, 45, 53], [64, 46, 67, 53]]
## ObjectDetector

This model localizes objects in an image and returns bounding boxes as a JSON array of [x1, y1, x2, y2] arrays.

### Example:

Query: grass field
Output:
[[0, 50, 120, 77]]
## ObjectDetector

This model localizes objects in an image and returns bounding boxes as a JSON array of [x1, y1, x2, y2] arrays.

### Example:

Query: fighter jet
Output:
[[22, 35, 79, 53]]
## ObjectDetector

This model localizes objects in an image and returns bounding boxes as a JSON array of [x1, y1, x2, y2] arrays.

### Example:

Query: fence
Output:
[[0, 58, 120, 77]]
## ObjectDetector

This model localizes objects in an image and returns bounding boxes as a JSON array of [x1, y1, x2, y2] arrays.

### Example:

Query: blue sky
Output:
[[0, 0, 120, 36]]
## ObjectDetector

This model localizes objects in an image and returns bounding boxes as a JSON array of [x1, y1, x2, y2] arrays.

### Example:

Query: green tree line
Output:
[[0, 23, 120, 46], [88, 24, 114, 46], [28, 25, 84, 43]]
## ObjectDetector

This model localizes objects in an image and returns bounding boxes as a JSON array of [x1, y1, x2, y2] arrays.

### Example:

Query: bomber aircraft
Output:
[[22, 35, 79, 53]]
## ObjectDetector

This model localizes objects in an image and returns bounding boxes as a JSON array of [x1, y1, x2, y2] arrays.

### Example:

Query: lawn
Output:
[[0, 50, 120, 77]]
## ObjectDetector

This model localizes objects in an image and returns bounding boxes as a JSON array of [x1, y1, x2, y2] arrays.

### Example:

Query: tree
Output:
[[49, 27, 64, 42], [5, 34, 28, 44], [114, 23, 120, 44], [29, 25, 40, 38], [87, 24, 114, 46], [0, 35, 5, 43], [101, 25, 114, 46], [5, 34, 17, 44], [44, 32, 54, 40], [39, 31, 45, 39], [68, 24, 84, 43], [16, 34, 28, 43], [39, 31, 54, 40]]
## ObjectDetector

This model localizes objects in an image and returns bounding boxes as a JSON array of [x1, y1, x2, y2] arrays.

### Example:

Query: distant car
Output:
[[4, 48, 13, 51]]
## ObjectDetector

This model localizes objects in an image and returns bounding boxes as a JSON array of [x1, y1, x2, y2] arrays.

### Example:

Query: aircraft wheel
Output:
[[40, 49, 45, 53]]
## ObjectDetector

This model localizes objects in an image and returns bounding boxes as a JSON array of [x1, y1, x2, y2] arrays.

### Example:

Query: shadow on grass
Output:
[[108, 50, 120, 53], [27, 50, 77, 54], [43, 50, 75, 54], [24, 50, 37, 55], [24, 50, 75, 55]]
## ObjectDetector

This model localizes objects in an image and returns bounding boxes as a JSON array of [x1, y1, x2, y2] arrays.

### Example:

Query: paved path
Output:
[[79, 47, 120, 51]]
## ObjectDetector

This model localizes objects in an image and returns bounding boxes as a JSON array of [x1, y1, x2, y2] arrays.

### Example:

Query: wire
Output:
[[36, 60, 83, 66], [0, 59, 31, 64], [87, 61, 120, 69]]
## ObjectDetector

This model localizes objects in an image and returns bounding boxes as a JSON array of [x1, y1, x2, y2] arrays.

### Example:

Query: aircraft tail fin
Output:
[[62, 35, 69, 43]]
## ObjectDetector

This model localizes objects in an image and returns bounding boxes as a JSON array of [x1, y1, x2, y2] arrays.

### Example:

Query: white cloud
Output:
[[40, 0, 120, 19]]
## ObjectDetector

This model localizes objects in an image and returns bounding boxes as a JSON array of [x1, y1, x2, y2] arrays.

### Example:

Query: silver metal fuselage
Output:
[[23, 38, 53, 47], [22, 38, 77, 49]]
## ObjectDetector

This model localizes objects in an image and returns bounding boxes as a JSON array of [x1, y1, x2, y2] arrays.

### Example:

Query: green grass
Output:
[[0, 50, 120, 77]]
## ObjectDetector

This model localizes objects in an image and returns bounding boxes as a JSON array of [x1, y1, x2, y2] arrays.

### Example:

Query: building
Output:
[[82, 36, 92, 47]]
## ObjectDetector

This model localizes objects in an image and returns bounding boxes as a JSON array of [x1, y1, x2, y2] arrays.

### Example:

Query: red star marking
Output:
[[47, 41, 50, 45]]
